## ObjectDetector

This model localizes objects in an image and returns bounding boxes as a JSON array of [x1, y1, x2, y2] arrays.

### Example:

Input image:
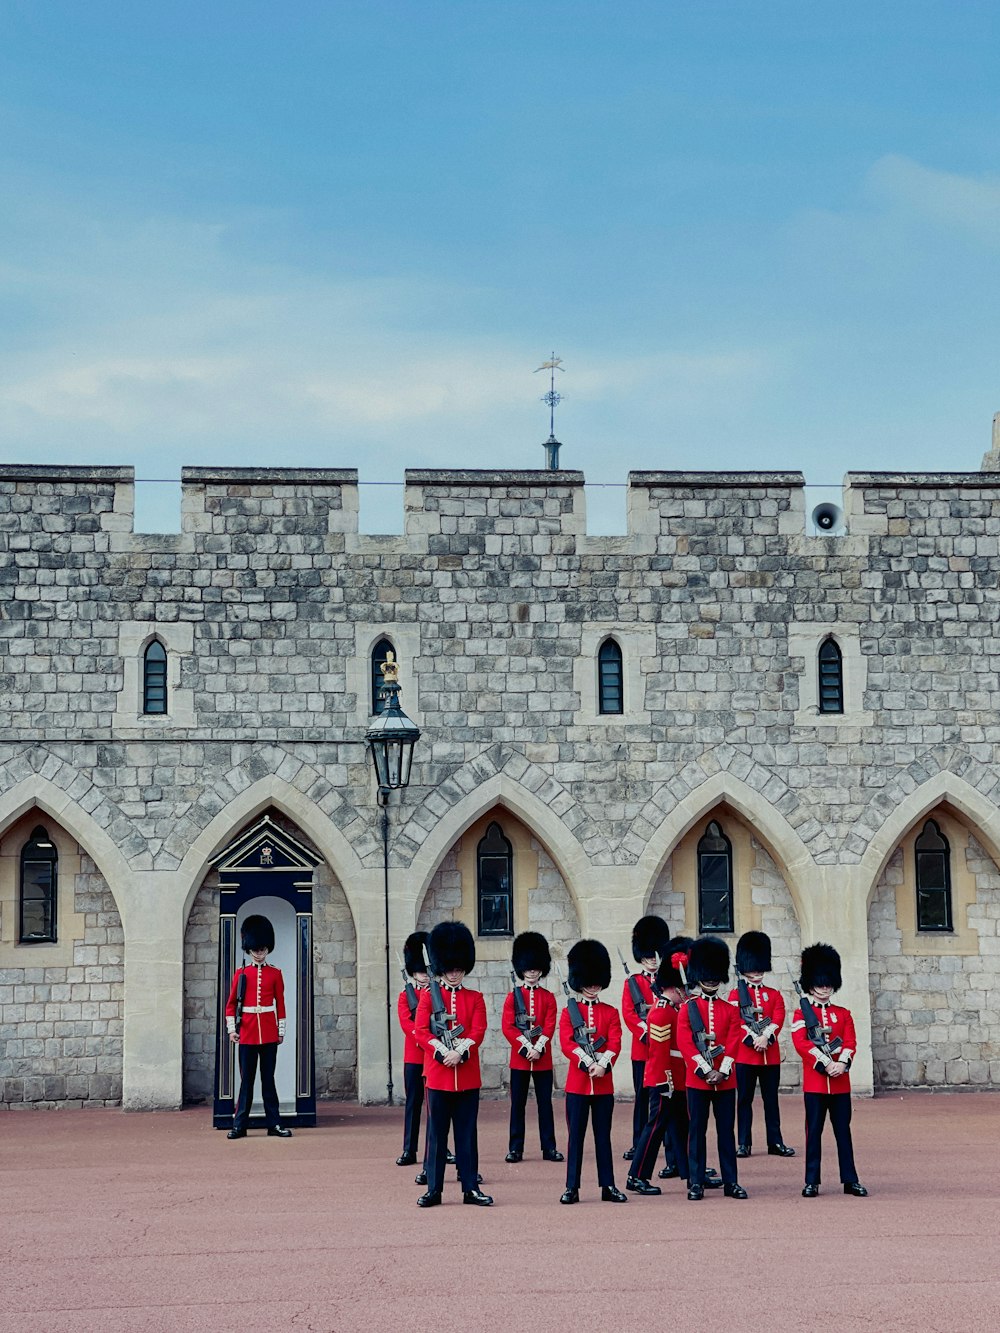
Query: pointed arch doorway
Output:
[[211, 814, 322, 1129]]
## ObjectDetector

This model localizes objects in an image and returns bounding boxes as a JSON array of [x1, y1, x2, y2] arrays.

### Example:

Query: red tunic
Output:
[[397, 985, 428, 1065], [676, 993, 740, 1091], [225, 963, 285, 1046], [621, 971, 657, 1061], [559, 999, 622, 1096], [791, 1001, 857, 1094], [668, 1003, 687, 1091], [726, 982, 785, 1067], [501, 984, 557, 1072], [642, 997, 675, 1091], [414, 984, 488, 1093]]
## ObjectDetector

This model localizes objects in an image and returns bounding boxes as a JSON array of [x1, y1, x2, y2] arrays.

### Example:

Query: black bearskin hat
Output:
[[427, 920, 475, 976], [631, 914, 670, 964], [687, 935, 730, 987], [567, 939, 612, 992], [403, 930, 429, 977], [512, 931, 551, 979], [800, 943, 842, 993], [241, 914, 274, 954], [735, 930, 772, 974], [656, 949, 685, 993]]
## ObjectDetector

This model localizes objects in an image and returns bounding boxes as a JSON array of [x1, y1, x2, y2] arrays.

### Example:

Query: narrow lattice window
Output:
[[370, 637, 394, 716], [477, 821, 513, 937], [915, 820, 953, 932], [597, 639, 624, 715], [20, 825, 58, 943], [817, 637, 844, 714], [697, 820, 733, 933], [143, 639, 168, 715]]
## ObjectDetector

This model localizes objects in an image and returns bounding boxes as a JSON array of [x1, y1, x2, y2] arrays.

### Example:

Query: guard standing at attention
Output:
[[621, 914, 671, 1162], [414, 920, 493, 1208], [728, 930, 795, 1159], [225, 914, 292, 1140], [396, 930, 431, 1169], [792, 943, 868, 1198], [676, 935, 745, 1200], [501, 931, 563, 1164], [558, 939, 627, 1205]]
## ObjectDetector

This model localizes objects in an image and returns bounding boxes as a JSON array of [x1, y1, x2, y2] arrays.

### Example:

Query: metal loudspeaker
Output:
[[811, 502, 845, 534]]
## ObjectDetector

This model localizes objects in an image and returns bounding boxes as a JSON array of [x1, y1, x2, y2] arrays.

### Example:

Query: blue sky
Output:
[[2, 1, 999, 532]]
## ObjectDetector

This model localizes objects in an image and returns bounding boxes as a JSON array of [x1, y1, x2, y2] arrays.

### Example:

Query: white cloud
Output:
[[867, 154, 1000, 242]]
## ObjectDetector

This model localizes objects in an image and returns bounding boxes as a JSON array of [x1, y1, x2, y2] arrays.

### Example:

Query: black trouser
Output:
[[736, 1063, 785, 1148], [508, 1067, 557, 1154], [426, 1087, 480, 1194], [630, 1059, 650, 1151], [804, 1092, 858, 1185], [667, 1088, 690, 1179], [565, 1092, 616, 1190], [633, 1084, 673, 1181], [234, 1042, 280, 1130], [401, 1061, 424, 1157], [687, 1086, 738, 1186]]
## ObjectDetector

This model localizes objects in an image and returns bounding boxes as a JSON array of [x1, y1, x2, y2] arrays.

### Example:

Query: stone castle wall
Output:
[[1, 463, 1000, 1105]]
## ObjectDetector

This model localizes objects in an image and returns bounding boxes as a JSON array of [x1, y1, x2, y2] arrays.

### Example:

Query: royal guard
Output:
[[501, 931, 563, 1164], [728, 930, 795, 1159], [558, 939, 627, 1204], [627, 945, 685, 1195], [413, 921, 493, 1207], [792, 944, 868, 1198], [621, 914, 671, 1162], [662, 936, 722, 1190], [224, 914, 292, 1139], [676, 935, 746, 1200], [396, 930, 431, 1170]]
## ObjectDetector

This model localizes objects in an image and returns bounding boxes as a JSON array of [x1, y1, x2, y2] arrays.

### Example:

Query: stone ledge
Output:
[[847, 472, 1000, 489], [404, 469, 585, 486], [181, 467, 358, 485], [0, 465, 134, 483], [628, 470, 805, 488]]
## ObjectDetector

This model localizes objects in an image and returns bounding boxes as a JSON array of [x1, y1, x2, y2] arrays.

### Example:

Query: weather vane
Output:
[[534, 353, 565, 469]]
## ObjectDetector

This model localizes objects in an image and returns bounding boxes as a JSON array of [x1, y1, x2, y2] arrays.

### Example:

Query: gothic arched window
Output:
[[697, 820, 733, 933], [915, 819, 953, 932], [818, 637, 844, 715], [597, 638, 624, 715], [20, 825, 58, 943], [370, 637, 395, 716], [477, 821, 513, 937], [143, 639, 168, 715]]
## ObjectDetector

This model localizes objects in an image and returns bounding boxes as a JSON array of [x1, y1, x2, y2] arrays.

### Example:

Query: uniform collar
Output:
[[443, 982, 463, 992]]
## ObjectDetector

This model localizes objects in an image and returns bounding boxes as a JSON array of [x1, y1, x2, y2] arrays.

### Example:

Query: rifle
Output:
[[510, 971, 542, 1046], [428, 974, 465, 1053], [735, 969, 775, 1049], [555, 963, 606, 1066], [234, 971, 247, 1037], [793, 976, 844, 1071], [617, 946, 652, 1042], [678, 961, 724, 1079], [396, 951, 418, 1020]]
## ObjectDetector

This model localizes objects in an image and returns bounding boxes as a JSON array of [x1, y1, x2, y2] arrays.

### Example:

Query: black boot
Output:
[[463, 1188, 494, 1206], [768, 1143, 796, 1157], [417, 1191, 442, 1208], [844, 1181, 868, 1196], [602, 1185, 628, 1203], [626, 1176, 661, 1196]]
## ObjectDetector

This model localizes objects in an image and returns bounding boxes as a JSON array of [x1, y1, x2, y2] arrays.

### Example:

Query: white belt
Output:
[[244, 1004, 276, 1014]]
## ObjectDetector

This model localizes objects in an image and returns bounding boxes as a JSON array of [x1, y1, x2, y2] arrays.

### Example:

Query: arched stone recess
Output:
[[174, 774, 366, 927], [0, 789, 126, 1107], [395, 744, 611, 878], [643, 790, 806, 1092], [865, 784, 1000, 1090], [158, 745, 379, 876], [182, 805, 359, 1105], [634, 771, 814, 931], [623, 745, 831, 868], [415, 802, 582, 1097], [405, 768, 597, 933], [857, 767, 1000, 903]]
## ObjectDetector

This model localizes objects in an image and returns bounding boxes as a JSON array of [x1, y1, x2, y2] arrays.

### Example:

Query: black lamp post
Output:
[[365, 653, 421, 1104]]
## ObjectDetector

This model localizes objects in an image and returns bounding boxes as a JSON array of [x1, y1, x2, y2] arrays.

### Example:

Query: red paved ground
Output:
[[3, 1093, 1000, 1332]]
